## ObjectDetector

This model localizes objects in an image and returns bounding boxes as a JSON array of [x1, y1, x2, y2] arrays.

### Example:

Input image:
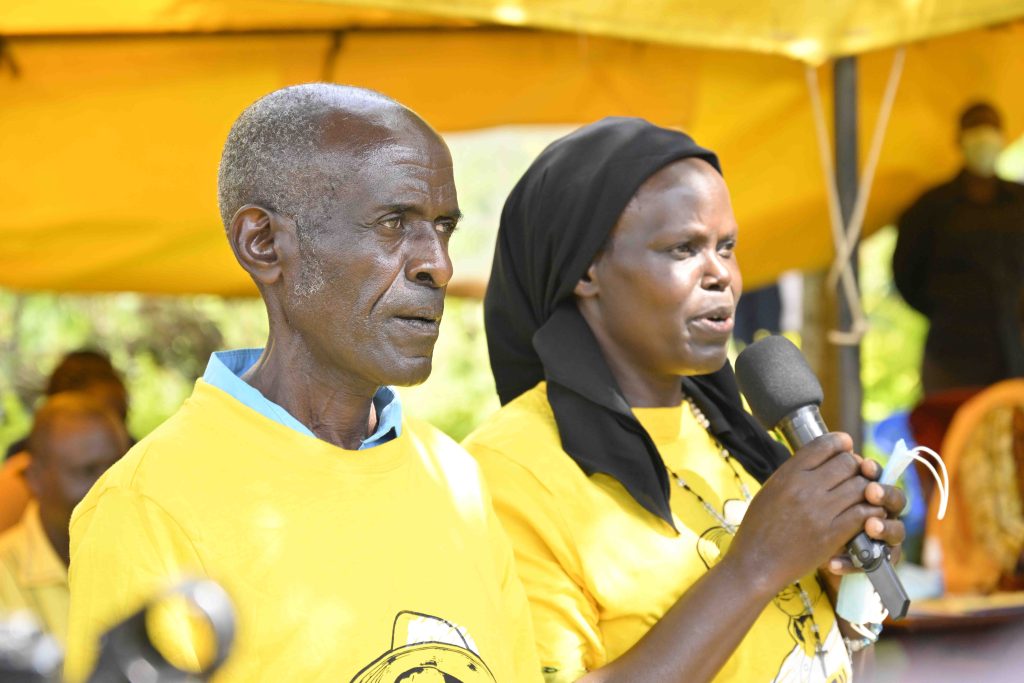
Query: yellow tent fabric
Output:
[[320, 0, 1024, 64], [1, 2, 1023, 295], [0, 0, 468, 34]]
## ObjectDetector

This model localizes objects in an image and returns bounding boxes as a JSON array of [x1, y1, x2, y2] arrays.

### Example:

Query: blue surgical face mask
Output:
[[960, 125, 1004, 178]]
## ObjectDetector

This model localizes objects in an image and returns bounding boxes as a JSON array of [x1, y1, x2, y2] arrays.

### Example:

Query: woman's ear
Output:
[[228, 205, 298, 286], [573, 263, 600, 299]]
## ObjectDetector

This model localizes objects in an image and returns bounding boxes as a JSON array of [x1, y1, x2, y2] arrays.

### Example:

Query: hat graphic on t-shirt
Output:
[[350, 610, 496, 683]]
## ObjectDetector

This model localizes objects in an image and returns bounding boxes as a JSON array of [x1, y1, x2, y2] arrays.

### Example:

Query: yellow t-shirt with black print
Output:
[[64, 379, 542, 683], [462, 382, 852, 683]]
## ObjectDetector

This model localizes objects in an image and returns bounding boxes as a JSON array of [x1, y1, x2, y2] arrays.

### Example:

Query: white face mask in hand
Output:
[[836, 439, 949, 640], [960, 125, 1004, 178]]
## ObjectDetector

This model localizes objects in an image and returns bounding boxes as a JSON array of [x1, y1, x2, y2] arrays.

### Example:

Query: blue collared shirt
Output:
[[202, 349, 402, 449]]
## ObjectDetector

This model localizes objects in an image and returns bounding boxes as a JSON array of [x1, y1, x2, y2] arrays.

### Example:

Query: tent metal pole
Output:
[[833, 56, 863, 450]]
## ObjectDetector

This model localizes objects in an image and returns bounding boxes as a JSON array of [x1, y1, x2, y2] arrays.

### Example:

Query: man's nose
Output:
[[405, 223, 453, 288]]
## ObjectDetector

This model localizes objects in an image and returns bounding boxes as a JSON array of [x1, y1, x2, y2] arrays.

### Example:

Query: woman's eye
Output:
[[380, 216, 402, 230], [436, 221, 458, 236]]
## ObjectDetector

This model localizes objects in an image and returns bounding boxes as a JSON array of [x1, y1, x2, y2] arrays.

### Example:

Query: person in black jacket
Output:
[[893, 102, 1024, 395]]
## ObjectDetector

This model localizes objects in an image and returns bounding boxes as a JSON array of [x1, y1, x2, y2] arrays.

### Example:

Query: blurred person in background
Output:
[[893, 101, 1024, 396], [0, 453, 32, 534], [1, 350, 131, 535], [464, 118, 906, 682], [0, 392, 129, 647], [4, 349, 131, 461]]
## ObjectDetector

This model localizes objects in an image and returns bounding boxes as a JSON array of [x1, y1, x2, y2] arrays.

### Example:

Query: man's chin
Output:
[[383, 357, 434, 388]]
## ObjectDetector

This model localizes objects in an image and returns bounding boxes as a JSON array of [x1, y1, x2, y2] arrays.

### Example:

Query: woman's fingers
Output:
[[859, 458, 882, 480], [811, 449, 863, 491], [864, 482, 906, 517], [865, 517, 906, 546], [825, 554, 857, 575], [827, 475, 874, 511], [832, 503, 886, 542], [791, 432, 855, 471]]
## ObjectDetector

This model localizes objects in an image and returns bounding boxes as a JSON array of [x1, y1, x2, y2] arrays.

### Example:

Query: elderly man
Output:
[[65, 85, 540, 682], [0, 392, 129, 646]]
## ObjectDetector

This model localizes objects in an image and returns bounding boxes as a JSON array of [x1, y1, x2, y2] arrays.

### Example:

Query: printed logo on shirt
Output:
[[350, 611, 496, 682], [696, 512, 851, 683]]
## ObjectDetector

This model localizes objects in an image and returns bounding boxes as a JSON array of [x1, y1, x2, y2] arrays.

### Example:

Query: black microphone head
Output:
[[734, 335, 824, 430]]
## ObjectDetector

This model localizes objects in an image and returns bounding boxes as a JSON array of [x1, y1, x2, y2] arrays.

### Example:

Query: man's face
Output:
[[584, 158, 743, 378], [281, 116, 460, 389], [30, 414, 129, 530], [958, 107, 1004, 178]]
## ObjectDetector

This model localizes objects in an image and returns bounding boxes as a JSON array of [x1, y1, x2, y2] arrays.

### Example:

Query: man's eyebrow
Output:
[[380, 203, 463, 222], [374, 203, 462, 220]]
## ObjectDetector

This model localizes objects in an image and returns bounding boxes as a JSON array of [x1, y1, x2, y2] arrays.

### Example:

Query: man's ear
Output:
[[228, 205, 297, 286], [573, 263, 600, 299]]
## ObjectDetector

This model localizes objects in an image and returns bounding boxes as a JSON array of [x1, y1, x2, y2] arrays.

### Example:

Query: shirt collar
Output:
[[202, 349, 402, 449], [17, 502, 67, 588]]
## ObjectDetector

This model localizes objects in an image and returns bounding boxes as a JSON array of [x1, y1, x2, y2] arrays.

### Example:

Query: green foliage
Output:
[[0, 291, 268, 446], [399, 298, 497, 442], [860, 226, 928, 428]]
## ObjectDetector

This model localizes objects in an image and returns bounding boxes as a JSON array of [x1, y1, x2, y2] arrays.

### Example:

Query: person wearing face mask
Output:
[[893, 102, 1024, 395]]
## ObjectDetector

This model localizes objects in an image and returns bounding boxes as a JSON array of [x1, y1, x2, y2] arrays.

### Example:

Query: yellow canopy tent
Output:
[[2, 0, 1023, 296]]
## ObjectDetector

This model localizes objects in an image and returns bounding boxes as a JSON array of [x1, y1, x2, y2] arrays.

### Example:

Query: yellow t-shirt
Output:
[[462, 382, 852, 683], [0, 501, 70, 646], [65, 379, 542, 683]]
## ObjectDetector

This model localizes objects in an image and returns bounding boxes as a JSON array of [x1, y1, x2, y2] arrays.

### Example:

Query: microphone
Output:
[[735, 335, 910, 620], [87, 579, 236, 682]]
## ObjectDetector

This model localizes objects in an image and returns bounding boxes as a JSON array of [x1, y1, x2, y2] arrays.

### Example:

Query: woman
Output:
[[462, 118, 905, 682]]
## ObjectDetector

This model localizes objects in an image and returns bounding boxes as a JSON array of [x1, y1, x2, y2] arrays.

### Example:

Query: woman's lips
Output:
[[689, 314, 734, 337], [689, 305, 735, 338]]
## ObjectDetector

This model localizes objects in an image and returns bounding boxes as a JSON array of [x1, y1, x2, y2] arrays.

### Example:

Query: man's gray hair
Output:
[[216, 83, 400, 234]]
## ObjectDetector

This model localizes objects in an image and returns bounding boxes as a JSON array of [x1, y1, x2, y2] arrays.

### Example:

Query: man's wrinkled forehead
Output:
[[316, 105, 442, 158], [314, 108, 445, 169]]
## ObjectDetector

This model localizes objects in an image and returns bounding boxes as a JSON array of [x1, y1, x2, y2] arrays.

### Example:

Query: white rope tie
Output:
[[804, 48, 906, 346]]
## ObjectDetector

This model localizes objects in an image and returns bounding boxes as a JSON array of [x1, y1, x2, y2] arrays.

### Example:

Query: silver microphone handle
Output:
[[777, 405, 910, 620]]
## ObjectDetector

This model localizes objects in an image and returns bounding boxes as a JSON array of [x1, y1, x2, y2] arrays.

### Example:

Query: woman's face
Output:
[[577, 157, 742, 379]]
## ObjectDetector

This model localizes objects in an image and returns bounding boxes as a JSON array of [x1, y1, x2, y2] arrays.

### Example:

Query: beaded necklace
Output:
[[665, 396, 830, 679]]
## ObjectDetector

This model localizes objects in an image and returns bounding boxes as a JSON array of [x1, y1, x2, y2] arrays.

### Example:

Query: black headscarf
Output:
[[484, 117, 789, 528]]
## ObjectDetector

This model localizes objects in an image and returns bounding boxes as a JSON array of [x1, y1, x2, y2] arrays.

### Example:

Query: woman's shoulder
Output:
[[462, 382, 584, 490], [463, 383, 555, 450]]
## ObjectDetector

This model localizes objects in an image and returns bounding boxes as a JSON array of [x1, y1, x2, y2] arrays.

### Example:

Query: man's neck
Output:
[[41, 517, 70, 568], [962, 169, 999, 204], [242, 337, 380, 450]]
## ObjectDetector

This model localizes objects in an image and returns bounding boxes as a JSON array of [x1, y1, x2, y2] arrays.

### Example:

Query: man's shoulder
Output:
[[1001, 177, 1024, 201], [70, 391, 221, 526], [0, 517, 27, 564], [903, 177, 962, 217], [401, 414, 483, 476]]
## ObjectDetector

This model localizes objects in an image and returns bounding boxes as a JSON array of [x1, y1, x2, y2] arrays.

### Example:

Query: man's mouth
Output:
[[394, 311, 442, 332]]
